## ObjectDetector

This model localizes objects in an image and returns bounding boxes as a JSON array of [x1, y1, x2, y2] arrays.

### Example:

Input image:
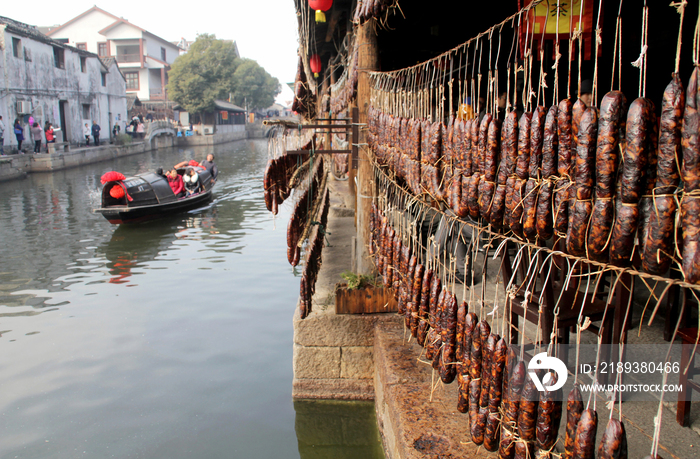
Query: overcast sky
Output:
[[2, 1, 300, 106]]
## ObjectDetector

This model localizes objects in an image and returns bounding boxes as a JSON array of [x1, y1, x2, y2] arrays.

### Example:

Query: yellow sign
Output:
[[528, 0, 583, 36]]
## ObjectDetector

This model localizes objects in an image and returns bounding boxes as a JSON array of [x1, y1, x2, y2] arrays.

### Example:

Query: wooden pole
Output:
[[354, 20, 379, 274]]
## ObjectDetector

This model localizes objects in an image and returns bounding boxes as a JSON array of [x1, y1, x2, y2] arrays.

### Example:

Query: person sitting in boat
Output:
[[167, 169, 185, 198], [183, 168, 200, 196]]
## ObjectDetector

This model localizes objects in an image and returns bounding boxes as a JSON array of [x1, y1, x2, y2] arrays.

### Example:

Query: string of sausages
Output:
[[368, 64, 700, 286], [330, 39, 359, 115], [370, 195, 634, 459], [264, 128, 331, 319]]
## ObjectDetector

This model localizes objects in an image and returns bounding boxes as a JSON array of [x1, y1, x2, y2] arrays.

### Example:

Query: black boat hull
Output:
[[96, 190, 213, 224], [94, 168, 214, 224]]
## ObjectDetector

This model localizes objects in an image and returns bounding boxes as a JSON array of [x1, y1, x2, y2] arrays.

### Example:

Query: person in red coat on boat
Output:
[[167, 169, 185, 197]]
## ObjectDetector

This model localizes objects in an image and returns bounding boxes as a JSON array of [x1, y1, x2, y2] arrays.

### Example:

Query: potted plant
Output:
[[334, 271, 397, 314]]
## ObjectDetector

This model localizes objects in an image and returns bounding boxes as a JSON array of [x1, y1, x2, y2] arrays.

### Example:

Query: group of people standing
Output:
[[82, 121, 101, 146], [3, 117, 58, 154]]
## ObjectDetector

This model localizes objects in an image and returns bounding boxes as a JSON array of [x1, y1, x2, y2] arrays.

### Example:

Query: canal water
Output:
[[0, 140, 383, 459]]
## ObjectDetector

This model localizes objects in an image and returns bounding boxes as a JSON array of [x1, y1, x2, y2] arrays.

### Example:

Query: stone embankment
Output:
[[0, 127, 254, 183]]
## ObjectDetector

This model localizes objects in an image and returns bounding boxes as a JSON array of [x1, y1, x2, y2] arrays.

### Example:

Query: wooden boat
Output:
[[94, 167, 214, 224]]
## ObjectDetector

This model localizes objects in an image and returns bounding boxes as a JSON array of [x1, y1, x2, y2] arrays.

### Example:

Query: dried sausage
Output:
[[682, 67, 700, 191], [682, 67, 700, 283], [542, 105, 559, 178], [458, 312, 478, 413], [468, 173, 482, 219], [536, 181, 555, 241], [530, 106, 546, 179], [554, 179, 571, 236], [516, 112, 533, 180], [478, 114, 494, 176], [642, 195, 677, 274], [596, 92, 627, 198], [564, 384, 584, 459], [536, 372, 563, 451], [620, 98, 655, 203], [485, 118, 502, 182], [515, 375, 539, 459], [499, 361, 526, 459], [574, 107, 598, 201], [572, 408, 598, 459], [417, 268, 433, 346], [597, 418, 628, 459], [510, 178, 526, 238], [480, 333, 498, 408], [609, 204, 640, 266], [484, 338, 507, 452], [587, 198, 615, 262], [439, 292, 458, 383], [558, 99, 573, 177]]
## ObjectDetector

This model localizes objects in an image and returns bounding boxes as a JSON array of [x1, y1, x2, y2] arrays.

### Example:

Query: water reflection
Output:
[[0, 139, 384, 458], [294, 400, 385, 459]]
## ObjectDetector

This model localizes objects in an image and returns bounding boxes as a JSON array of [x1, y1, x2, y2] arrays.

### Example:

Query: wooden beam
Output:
[[325, 8, 341, 43], [355, 20, 379, 275]]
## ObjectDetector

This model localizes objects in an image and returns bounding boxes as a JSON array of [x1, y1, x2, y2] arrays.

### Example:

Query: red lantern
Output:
[[101, 171, 126, 184], [309, 0, 332, 23], [309, 54, 322, 78], [110, 185, 125, 199]]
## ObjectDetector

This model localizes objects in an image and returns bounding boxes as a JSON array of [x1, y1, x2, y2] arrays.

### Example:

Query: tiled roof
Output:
[[0, 15, 97, 57]]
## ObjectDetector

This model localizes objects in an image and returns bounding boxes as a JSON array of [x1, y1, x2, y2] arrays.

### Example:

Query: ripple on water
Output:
[[0, 140, 314, 458]]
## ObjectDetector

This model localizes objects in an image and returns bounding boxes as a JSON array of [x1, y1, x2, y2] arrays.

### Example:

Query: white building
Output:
[[46, 7, 181, 103], [0, 16, 127, 149]]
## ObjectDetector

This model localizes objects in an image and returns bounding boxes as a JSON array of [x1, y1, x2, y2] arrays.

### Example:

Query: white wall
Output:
[[144, 36, 179, 65], [103, 22, 143, 41], [0, 29, 127, 148], [48, 9, 116, 54]]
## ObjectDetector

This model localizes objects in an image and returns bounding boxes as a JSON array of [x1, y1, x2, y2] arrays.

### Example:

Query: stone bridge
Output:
[[145, 120, 177, 144]]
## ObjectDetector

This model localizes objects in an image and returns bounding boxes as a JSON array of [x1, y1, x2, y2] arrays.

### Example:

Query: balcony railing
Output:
[[116, 54, 142, 63], [149, 89, 167, 100]]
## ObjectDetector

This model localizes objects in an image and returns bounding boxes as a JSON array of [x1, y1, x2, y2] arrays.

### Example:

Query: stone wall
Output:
[[292, 176, 392, 401], [0, 137, 170, 182]]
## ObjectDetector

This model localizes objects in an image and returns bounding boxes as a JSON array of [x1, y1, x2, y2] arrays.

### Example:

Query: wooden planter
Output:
[[335, 284, 398, 314]]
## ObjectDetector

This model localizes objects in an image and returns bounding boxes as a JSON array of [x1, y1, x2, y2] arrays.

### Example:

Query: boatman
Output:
[[200, 154, 218, 183]]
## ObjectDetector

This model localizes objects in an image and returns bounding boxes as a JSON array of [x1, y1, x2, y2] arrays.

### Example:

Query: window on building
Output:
[[12, 38, 21, 58], [53, 47, 65, 69], [80, 56, 87, 73], [161, 47, 166, 61], [82, 104, 91, 120], [125, 72, 139, 90], [98, 42, 107, 57], [101, 73, 106, 87], [76, 43, 87, 51]]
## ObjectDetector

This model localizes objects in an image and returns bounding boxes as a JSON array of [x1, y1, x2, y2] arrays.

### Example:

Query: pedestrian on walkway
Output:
[[91, 121, 101, 146], [137, 121, 145, 139], [0, 115, 5, 155], [45, 123, 55, 152], [31, 122, 44, 153], [14, 119, 24, 153], [83, 123, 91, 146]]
